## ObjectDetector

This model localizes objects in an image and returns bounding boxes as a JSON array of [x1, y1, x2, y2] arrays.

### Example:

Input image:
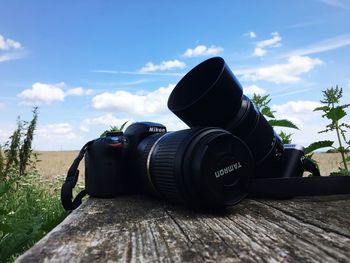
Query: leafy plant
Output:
[[313, 86, 350, 176], [0, 172, 65, 262], [0, 107, 66, 262], [251, 94, 299, 143], [4, 119, 22, 177], [100, 121, 128, 137], [3, 108, 39, 180], [0, 145, 4, 180], [18, 107, 38, 177]]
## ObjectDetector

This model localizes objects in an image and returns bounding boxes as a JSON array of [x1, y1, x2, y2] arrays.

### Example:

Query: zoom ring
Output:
[[149, 131, 189, 203]]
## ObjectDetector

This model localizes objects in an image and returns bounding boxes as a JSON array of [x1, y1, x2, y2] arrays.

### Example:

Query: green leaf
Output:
[[0, 181, 10, 197], [345, 156, 350, 162], [268, 119, 299, 130], [313, 106, 329, 112], [326, 107, 346, 122], [305, 140, 334, 154], [278, 131, 292, 144], [119, 121, 128, 131], [261, 107, 275, 118]]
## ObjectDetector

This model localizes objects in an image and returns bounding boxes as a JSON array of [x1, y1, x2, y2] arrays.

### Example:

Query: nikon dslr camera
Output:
[[61, 57, 350, 211]]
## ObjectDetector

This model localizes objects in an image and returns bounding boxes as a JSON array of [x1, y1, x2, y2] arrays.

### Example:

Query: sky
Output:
[[0, 0, 350, 150]]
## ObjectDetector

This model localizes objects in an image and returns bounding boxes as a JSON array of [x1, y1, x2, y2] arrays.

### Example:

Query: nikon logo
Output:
[[149, 126, 166, 133], [214, 162, 242, 178]]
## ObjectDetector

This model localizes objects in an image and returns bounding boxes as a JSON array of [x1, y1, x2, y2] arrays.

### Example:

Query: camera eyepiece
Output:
[[168, 57, 284, 175]]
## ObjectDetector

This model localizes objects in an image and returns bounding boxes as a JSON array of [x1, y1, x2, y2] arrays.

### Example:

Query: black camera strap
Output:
[[61, 140, 94, 211], [250, 158, 350, 198], [250, 176, 350, 198]]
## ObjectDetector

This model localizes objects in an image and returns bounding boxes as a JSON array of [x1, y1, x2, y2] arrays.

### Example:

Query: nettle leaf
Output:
[[305, 140, 334, 154], [313, 106, 330, 112], [120, 121, 129, 131], [326, 107, 346, 121], [261, 107, 275, 118], [268, 119, 299, 129]]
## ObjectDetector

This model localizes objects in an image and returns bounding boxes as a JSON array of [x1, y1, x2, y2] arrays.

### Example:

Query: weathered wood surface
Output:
[[16, 195, 350, 263]]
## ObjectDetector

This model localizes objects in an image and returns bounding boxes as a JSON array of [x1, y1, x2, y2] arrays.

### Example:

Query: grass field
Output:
[[35, 151, 344, 180]]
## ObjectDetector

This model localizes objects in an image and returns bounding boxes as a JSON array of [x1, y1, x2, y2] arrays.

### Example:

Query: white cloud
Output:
[[272, 100, 322, 115], [90, 84, 190, 132], [18, 82, 66, 104], [0, 34, 24, 62], [18, 82, 93, 104], [249, 32, 257, 38], [33, 122, 86, 150], [36, 123, 77, 139], [66, 87, 94, 96], [318, 0, 349, 8], [253, 32, 282, 57], [269, 100, 345, 149], [80, 114, 130, 132], [92, 84, 175, 116], [282, 34, 350, 57], [183, 45, 223, 57], [257, 32, 282, 48], [139, 60, 186, 73], [0, 52, 23, 62], [239, 55, 323, 84], [253, 47, 267, 57], [243, 85, 266, 96], [0, 34, 22, 50], [0, 127, 12, 143]]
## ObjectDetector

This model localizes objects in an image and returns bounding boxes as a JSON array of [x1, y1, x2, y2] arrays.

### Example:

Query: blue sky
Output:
[[0, 0, 350, 150]]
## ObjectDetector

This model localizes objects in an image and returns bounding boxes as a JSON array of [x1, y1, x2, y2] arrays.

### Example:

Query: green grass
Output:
[[0, 172, 67, 263]]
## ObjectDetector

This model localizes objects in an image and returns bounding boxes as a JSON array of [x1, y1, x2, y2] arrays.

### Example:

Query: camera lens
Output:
[[168, 57, 284, 175], [135, 128, 254, 208]]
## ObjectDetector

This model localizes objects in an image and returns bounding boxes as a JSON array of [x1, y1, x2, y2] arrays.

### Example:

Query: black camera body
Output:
[[62, 57, 350, 211], [83, 121, 306, 208]]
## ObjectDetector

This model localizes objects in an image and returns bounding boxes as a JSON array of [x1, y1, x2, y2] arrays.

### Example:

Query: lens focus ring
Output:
[[148, 130, 190, 203]]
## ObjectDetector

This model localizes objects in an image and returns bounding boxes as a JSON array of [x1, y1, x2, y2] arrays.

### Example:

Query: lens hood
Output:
[[168, 57, 243, 127]]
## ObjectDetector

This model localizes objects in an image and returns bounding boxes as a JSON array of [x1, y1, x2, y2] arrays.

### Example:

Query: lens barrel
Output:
[[136, 128, 254, 208], [168, 57, 284, 175]]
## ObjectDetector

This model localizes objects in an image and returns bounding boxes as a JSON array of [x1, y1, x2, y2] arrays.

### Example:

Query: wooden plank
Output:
[[16, 195, 350, 263]]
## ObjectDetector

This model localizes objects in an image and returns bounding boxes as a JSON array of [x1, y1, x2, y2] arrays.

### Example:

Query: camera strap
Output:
[[250, 176, 350, 198], [250, 158, 350, 198], [61, 140, 94, 211]]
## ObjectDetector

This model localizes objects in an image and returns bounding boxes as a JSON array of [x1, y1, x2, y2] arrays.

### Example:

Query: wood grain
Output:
[[16, 195, 350, 263]]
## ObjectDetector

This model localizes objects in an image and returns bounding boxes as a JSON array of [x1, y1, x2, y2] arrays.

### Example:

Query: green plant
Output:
[[4, 119, 22, 177], [0, 172, 65, 262], [313, 86, 350, 176], [100, 121, 128, 137], [0, 107, 67, 262], [3, 108, 38, 180], [250, 94, 332, 173], [251, 94, 299, 143], [19, 107, 38, 177], [0, 145, 4, 180]]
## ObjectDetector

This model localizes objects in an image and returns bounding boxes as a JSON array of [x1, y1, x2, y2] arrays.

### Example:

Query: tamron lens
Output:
[[132, 126, 254, 208], [168, 57, 284, 178]]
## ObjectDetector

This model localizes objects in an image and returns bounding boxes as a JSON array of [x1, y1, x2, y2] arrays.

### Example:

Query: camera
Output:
[[62, 57, 350, 212], [85, 122, 254, 208]]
